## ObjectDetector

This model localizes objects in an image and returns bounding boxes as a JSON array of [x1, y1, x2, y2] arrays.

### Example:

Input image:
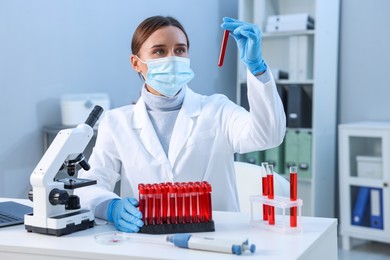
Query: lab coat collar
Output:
[[131, 86, 201, 173]]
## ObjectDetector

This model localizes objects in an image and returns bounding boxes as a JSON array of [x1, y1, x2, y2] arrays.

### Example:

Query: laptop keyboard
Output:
[[0, 211, 21, 223]]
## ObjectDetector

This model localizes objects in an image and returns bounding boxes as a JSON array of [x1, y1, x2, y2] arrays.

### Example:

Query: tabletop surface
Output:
[[0, 198, 337, 260]]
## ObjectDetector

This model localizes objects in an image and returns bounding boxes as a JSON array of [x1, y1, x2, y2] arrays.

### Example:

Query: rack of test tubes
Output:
[[138, 181, 215, 234], [250, 164, 303, 233]]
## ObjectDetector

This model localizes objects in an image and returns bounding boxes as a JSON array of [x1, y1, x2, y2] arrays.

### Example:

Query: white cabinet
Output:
[[236, 0, 340, 217], [339, 122, 390, 250]]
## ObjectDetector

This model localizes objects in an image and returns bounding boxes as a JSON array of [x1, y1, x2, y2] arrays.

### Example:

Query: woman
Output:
[[75, 15, 286, 232]]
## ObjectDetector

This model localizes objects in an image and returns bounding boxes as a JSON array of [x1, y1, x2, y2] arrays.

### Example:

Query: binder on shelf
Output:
[[370, 188, 383, 229], [266, 22, 314, 32], [271, 68, 289, 80], [287, 85, 312, 128], [264, 141, 285, 174], [297, 131, 312, 179], [351, 187, 370, 226], [288, 35, 314, 81], [284, 129, 299, 172], [267, 13, 315, 26], [266, 13, 315, 33]]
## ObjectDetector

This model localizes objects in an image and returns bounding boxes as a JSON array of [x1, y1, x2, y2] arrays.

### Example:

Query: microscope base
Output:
[[25, 209, 94, 236]]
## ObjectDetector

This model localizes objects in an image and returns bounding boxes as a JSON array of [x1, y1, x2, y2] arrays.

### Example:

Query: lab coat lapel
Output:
[[168, 87, 201, 167], [132, 98, 168, 164]]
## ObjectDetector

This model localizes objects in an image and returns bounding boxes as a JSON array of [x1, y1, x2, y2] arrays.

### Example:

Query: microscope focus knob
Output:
[[49, 189, 69, 205]]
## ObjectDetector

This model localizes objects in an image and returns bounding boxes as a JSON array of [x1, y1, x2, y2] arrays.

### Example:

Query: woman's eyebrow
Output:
[[150, 44, 166, 49], [150, 43, 187, 49]]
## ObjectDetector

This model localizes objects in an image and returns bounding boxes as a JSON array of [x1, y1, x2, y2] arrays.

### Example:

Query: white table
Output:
[[0, 198, 337, 260]]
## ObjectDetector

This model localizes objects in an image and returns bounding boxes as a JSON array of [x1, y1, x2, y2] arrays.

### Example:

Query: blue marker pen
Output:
[[166, 233, 256, 255]]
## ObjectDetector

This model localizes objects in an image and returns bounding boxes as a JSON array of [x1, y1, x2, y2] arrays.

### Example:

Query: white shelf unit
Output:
[[236, 0, 339, 217], [339, 122, 390, 250]]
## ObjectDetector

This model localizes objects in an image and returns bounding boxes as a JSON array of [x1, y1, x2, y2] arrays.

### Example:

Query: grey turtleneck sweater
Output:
[[141, 86, 186, 156]]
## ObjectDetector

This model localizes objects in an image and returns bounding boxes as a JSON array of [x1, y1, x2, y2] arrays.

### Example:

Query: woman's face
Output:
[[130, 26, 189, 95]]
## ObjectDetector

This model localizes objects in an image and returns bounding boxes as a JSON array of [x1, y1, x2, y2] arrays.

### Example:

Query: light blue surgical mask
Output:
[[137, 56, 194, 97]]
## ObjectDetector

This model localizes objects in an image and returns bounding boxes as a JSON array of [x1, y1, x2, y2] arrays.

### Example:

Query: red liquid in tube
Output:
[[168, 185, 177, 224], [161, 184, 169, 224], [218, 30, 229, 67], [177, 185, 184, 224], [191, 185, 199, 223], [262, 176, 269, 221], [154, 185, 162, 225], [290, 167, 298, 227], [138, 184, 146, 223], [267, 170, 275, 225], [184, 185, 192, 223]]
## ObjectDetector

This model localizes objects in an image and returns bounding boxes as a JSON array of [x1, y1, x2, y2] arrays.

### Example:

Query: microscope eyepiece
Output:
[[84, 105, 104, 128]]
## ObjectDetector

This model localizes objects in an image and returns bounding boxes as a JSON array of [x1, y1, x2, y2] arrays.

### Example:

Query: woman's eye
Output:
[[175, 48, 187, 55], [154, 49, 165, 55]]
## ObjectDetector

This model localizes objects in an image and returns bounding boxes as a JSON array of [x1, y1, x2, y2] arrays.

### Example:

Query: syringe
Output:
[[166, 233, 256, 255]]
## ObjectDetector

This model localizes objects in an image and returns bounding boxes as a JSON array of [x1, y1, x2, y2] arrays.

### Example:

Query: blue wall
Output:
[[0, 0, 238, 198]]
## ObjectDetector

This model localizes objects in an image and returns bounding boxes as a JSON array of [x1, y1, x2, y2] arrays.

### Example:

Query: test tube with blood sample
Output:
[[161, 183, 169, 224], [261, 162, 269, 221], [138, 183, 146, 224], [266, 165, 275, 225], [218, 30, 230, 67], [176, 184, 184, 224], [290, 166, 298, 227], [205, 182, 213, 221], [191, 184, 199, 223], [154, 184, 162, 225], [184, 184, 192, 223], [168, 185, 177, 224]]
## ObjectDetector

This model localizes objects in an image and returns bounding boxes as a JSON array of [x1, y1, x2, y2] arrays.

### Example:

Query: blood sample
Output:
[[138, 183, 146, 224], [261, 162, 269, 221], [290, 166, 298, 227], [191, 184, 199, 223], [205, 182, 213, 221], [198, 183, 205, 222], [218, 30, 229, 67], [148, 185, 155, 225], [267, 165, 275, 225], [161, 183, 169, 224], [154, 185, 162, 225], [176, 185, 184, 224], [184, 185, 192, 223], [168, 185, 177, 224]]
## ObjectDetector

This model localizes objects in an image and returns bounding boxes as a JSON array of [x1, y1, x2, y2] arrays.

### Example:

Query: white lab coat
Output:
[[75, 70, 286, 213]]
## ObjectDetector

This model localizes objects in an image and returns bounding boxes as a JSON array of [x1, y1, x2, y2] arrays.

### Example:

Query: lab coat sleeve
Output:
[[228, 68, 286, 153], [74, 113, 122, 214]]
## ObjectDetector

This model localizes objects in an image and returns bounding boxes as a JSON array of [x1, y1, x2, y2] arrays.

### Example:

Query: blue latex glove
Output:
[[221, 17, 267, 75], [107, 197, 144, 232]]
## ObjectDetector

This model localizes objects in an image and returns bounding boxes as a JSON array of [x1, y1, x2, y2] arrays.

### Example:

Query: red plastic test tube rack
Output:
[[138, 181, 213, 227]]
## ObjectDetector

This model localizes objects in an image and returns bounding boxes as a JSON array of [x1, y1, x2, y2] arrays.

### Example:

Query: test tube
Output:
[[154, 184, 162, 225], [184, 185, 192, 223], [161, 183, 169, 224], [168, 185, 177, 224], [206, 182, 213, 221], [176, 184, 184, 224], [218, 30, 230, 67], [266, 165, 275, 225], [138, 184, 146, 223], [197, 183, 205, 222], [147, 185, 155, 225], [290, 166, 298, 227], [191, 184, 199, 223], [261, 162, 269, 221]]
